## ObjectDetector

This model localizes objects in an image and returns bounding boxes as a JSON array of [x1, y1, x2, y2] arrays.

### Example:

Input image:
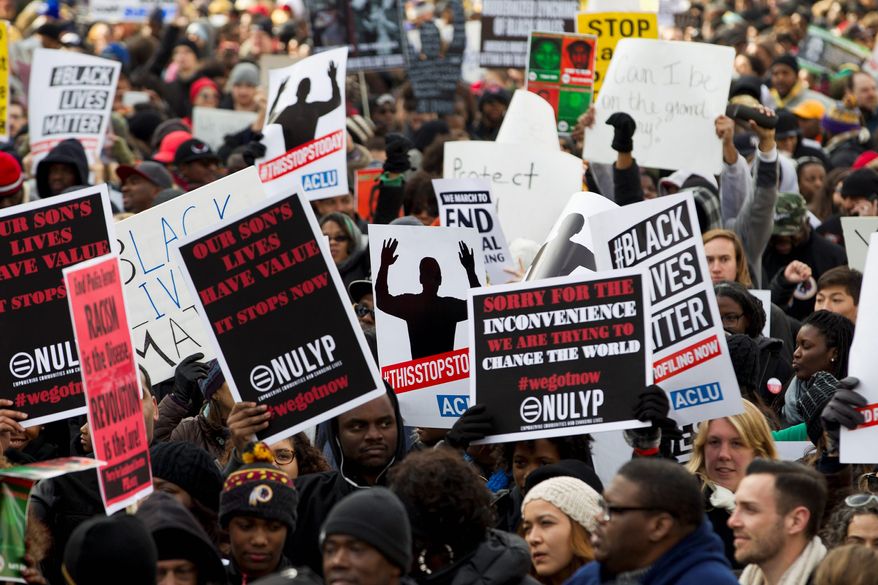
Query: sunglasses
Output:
[[327, 235, 350, 243], [846, 493, 878, 508]]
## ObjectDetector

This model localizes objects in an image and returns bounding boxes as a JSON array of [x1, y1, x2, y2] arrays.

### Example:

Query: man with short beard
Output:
[[729, 459, 828, 585]]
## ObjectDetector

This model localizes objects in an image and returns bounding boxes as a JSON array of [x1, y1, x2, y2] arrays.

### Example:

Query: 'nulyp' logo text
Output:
[[250, 335, 337, 393], [301, 170, 338, 192], [520, 389, 604, 424], [670, 383, 723, 410], [9, 342, 80, 379]]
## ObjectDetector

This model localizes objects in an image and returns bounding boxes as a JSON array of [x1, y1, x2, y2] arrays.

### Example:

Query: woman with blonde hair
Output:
[[520, 476, 600, 585], [686, 399, 779, 569], [813, 544, 878, 585]]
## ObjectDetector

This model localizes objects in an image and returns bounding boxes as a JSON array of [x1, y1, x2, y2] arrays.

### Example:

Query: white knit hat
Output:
[[522, 476, 602, 533]]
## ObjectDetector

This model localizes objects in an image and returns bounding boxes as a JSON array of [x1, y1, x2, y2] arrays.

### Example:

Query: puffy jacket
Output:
[[35, 138, 90, 197], [566, 518, 738, 585], [287, 385, 407, 574], [416, 530, 539, 585], [155, 395, 229, 463]]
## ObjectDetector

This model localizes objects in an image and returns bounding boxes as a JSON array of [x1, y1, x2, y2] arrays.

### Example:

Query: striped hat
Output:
[[0, 152, 23, 198]]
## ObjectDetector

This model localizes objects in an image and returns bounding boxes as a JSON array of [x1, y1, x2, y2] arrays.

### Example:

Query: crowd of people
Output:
[[1, 0, 878, 584]]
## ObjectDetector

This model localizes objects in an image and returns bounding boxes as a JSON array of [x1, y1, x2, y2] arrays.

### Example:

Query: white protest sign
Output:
[[369, 225, 486, 428], [841, 232, 878, 463], [842, 216, 878, 272], [443, 141, 583, 245], [115, 167, 267, 383], [89, 0, 176, 22], [28, 49, 120, 171], [433, 178, 514, 285], [590, 192, 743, 425], [527, 191, 618, 280], [495, 89, 560, 152], [192, 107, 259, 152], [584, 39, 733, 176], [257, 47, 348, 201]]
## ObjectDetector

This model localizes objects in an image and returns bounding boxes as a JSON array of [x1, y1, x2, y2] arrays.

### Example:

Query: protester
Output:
[[567, 458, 738, 585], [320, 212, 370, 288], [321, 488, 412, 585], [814, 267, 862, 323], [823, 494, 878, 549], [730, 459, 829, 585], [812, 544, 878, 585], [173, 137, 223, 191], [62, 514, 158, 585], [118, 160, 174, 212], [34, 138, 90, 198], [521, 476, 601, 584]]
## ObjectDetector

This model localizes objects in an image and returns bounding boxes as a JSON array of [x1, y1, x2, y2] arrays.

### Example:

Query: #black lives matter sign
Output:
[[172, 193, 384, 444], [0, 186, 114, 425], [468, 271, 651, 443]]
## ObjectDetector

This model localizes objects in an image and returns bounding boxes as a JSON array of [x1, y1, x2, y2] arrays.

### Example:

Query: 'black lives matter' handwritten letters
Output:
[[172, 193, 384, 444], [0, 186, 115, 425], [468, 271, 651, 443], [590, 192, 743, 426]]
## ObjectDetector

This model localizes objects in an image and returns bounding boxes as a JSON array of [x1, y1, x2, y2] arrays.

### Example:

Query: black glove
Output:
[[630, 385, 683, 442], [445, 404, 494, 449], [821, 377, 867, 444], [606, 112, 636, 153], [383, 133, 414, 174], [172, 353, 210, 406], [242, 133, 267, 166]]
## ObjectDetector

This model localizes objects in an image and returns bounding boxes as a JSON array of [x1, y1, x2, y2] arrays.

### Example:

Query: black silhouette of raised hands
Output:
[[458, 241, 475, 271], [328, 61, 338, 80], [381, 238, 399, 266]]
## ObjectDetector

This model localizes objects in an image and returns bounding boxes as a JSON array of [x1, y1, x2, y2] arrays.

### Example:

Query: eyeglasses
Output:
[[845, 493, 878, 508], [858, 472, 878, 494], [721, 313, 744, 326], [273, 449, 295, 465], [355, 304, 374, 318], [598, 498, 671, 522], [327, 235, 350, 243]]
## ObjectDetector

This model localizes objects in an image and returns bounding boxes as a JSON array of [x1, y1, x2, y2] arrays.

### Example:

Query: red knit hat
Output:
[[0, 151, 23, 198], [853, 150, 878, 170], [189, 77, 220, 104], [153, 130, 193, 164]]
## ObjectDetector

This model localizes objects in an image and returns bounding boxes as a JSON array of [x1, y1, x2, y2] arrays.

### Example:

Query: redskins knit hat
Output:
[[220, 442, 298, 531], [0, 151, 24, 198], [522, 476, 602, 533]]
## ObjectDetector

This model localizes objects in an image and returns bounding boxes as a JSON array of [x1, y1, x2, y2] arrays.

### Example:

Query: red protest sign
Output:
[[64, 255, 152, 514], [355, 167, 383, 222]]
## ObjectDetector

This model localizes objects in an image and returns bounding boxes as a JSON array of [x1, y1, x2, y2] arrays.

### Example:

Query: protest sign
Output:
[[468, 271, 651, 443], [355, 168, 383, 223], [583, 38, 733, 177], [842, 216, 878, 272], [116, 168, 267, 384], [0, 23, 9, 143], [575, 12, 658, 96], [28, 49, 120, 170], [369, 225, 485, 427], [259, 54, 299, 88], [581, 0, 658, 11], [434, 178, 513, 285], [192, 107, 258, 152], [407, 0, 465, 114], [308, 0, 406, 71], [0, 186, 114, 426], [257, 47, 348, 200], [88, 0, 176, 22], [527, 191, 618, 280], [590, 192, 743, 425], [480, 0, 579, 68], [172, 192, 384, 444], [750, 289, 772, 337], [0, 457, 103, 583], [841, 232, 878, 463], [443, 141, 583, 244], [526, 32, 597, 132], [798, 26, 870, 75], [64, 255, 153, 514], [495, 90, 560, 151]]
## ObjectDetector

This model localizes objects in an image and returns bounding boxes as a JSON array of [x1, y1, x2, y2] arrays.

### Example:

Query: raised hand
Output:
[[328, 61, 338, 80], [381, 238, 399, 266], [458, 241, 475, 271], [227, 401, 271, 455]]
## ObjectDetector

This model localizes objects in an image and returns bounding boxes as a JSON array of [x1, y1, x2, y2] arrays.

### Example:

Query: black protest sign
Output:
[[0, 186, 114, 425], [480, 0, 579, 68], [307, 0, 406, 71], [173, 193, 384, 444], [468, 271, 650, 442], [407, 0, 465, 114]]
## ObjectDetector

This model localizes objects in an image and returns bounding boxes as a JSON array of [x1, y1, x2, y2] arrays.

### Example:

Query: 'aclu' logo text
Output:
[[250, 335, 337, 393], [9, 342, 80, 380], [437, 395, 469, 417], [520, 389, 604, 424], [301, 170, 338, 192], [670, 382, 723, 410]]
